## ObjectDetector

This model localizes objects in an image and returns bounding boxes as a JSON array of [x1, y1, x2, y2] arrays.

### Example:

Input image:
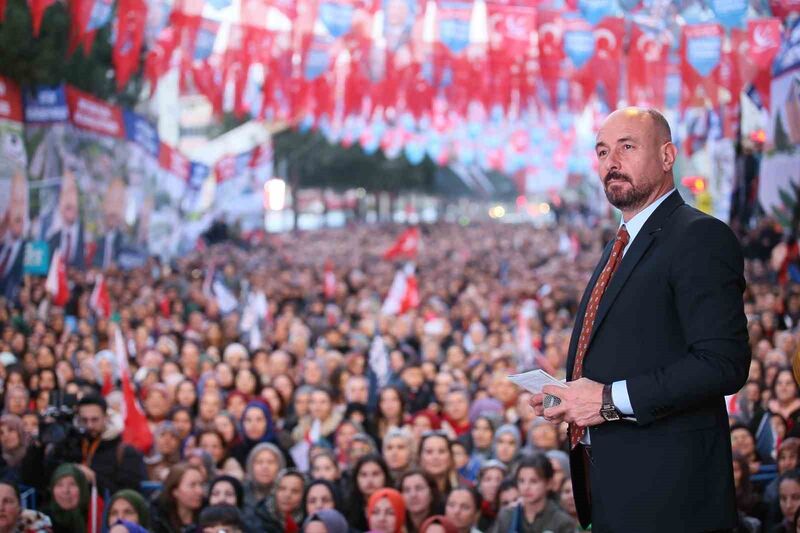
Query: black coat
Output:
[[567, 191, 750, 532], [82, 435, 147, 498]]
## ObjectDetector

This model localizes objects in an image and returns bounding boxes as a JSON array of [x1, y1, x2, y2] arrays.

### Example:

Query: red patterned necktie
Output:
[[570, 224, 630, 449]]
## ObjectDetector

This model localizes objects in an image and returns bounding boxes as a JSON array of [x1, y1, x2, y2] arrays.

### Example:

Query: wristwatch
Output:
[[600, 383, 621, 422]]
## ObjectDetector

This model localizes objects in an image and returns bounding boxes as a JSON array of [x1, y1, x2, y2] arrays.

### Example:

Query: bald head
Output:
[[603, 107, 671, 145], [595, 107, 677, 220]]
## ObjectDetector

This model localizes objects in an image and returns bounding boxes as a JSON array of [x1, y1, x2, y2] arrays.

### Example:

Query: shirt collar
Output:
[[620, 189, 675, 249]]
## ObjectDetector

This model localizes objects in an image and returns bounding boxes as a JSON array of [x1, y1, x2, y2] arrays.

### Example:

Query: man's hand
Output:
[[75, 463, 96, 486], [538, 378, 605, 427], [530, 392, 545, 417]]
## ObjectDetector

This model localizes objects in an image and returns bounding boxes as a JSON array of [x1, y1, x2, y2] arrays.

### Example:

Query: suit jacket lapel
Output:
[[586, 191, 686, 351]]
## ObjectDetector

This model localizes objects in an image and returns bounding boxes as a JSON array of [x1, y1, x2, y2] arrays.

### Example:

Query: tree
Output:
[[0, 0, 144, 107], [273, 128, 437, 194]]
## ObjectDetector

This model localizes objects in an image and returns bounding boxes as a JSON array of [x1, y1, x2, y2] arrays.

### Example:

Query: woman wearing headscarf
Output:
[[304, 478, 343, 518], [464, 415, 496, 475], [107, 520, 149, 533], [208, 475, 245, 509], [544, 450, 570, 497], [231, 401, 277, 469], [302, 509, 349, 533], [492, 424, 521, 472], [44, 464, 104, 533], [243, 442, 286, 512], [0, 414, 34, 486], [419, 515, 459, 533], [383, 427, 416, 481], [475, 460, 507, 531], [248, 469, 304, 533], [367, 488, 406, 533], [106, 490, 151, 530]]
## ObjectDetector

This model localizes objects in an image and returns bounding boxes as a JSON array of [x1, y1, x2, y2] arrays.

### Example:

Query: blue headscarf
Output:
[[240, 400, 276, 445], [110, 519, 150, 533]]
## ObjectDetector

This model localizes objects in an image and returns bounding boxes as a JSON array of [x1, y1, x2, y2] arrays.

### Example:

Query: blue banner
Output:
[[206, 0, 231, 9], [23, 241, 50, 276], [189, 162, 210, 189], [194, 18, 220, 61], [438, 1, 472, 54], [319, 1, 355, 38], [383, 0, 417, 51], [709, 0, 747, 30], [304, 34, 334, 81], [23, 85, 68, 123], [578, 0, 613, 25], [564, 20, 595, 69], [87, 0, 115, 31], [123, 110, 159, 158], [686, 34, 721, 77]]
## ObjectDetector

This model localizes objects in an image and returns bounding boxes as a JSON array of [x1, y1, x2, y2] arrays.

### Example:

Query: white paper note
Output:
[[507, 369, 567, 394]]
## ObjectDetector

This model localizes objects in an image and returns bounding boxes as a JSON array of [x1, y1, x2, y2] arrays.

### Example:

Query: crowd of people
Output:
[[0, 216, 795, 532]]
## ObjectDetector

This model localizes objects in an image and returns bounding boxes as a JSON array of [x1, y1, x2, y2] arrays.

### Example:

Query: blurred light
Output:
[[750, 129, 766, 143], [264, 179, 286, 211], [516, 195, 527, 209], [526, 203, 539, 216], [458, 216, 470, 226], [681, 175, 707, 195], [489, 205, 506, 219], [356, 187, 366, 198], [539, 203, 551, 214]]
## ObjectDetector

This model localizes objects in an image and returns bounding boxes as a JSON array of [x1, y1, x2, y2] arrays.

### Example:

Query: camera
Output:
[[39, 391, 83, 449]]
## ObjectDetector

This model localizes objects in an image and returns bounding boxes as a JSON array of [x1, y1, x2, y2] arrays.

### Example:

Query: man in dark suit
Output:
[[93, 178, 127, 270], [0, 215, 26, 302], [1, 173, 28, 302], [44, 171, 85, 269], [532, 108, 750, 531]]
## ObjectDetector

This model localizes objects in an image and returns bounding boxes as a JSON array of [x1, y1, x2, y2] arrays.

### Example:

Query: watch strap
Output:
[[602, 383, 614, 408]]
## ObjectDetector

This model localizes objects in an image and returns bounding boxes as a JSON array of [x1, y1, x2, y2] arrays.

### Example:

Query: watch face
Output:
[[601, 408, 620, 422]]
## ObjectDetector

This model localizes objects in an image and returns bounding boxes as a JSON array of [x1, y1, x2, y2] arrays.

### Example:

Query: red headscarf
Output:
[[367, 488, 406, 533], [412, 409, 442, 430], [419, 515, 459, 533]]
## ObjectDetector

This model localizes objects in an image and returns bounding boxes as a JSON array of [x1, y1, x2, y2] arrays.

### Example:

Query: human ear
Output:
[[661, 142, 677, 171]]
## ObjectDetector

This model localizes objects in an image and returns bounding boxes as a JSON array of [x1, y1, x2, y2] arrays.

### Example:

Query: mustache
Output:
[[604, 171, 632, 184]]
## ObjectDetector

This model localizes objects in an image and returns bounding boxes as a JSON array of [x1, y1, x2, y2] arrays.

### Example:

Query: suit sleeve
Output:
[[626, 216, 750, 426]]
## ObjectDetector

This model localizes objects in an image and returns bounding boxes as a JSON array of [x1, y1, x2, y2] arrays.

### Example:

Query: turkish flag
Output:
[[90, 274, 111, 319], [114, 327, 154, 454], [769, 0, 800, 20], [627, 24, 669, 107], [400, 270, 420, 314], [382, 263, 419, 315], [113, 0, 147, 90], [383, 226, 420, 260], [45, 249, 69, 307], [537, 10, 564, 108], [587, 16, 624, 110], [680, 23, 723, 110], [27, 0, 56, 37]]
